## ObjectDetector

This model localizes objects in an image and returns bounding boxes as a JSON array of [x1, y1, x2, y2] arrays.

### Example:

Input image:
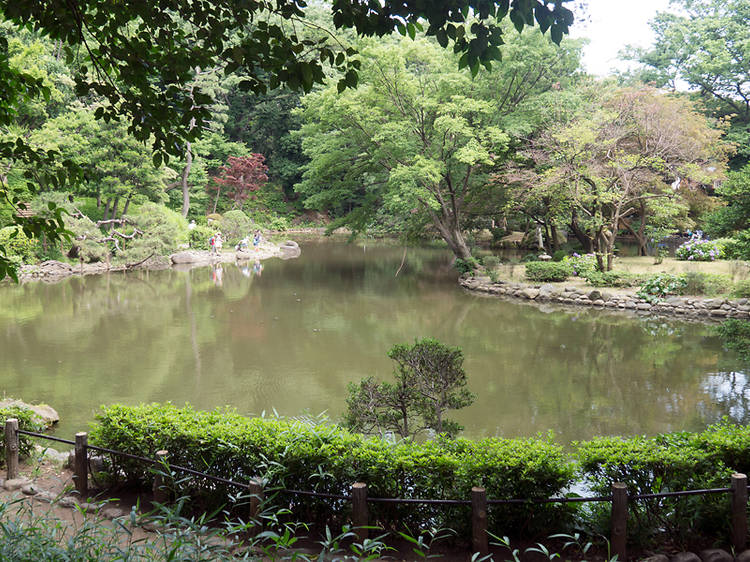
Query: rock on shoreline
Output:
[[16, 240, 300, 283], [460, 276, 750, 321], [0, 399, 59, 427]]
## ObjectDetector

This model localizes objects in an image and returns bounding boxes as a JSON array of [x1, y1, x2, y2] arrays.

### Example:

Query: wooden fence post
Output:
[[731, 473, 748, 553], [152, 450, 169, 504], [74, 432, 88, 498], [4, 418, 19, 480], [352, 482, 368, 543], [472, 486, 488, 556], [611, 482, 627, 561], [249, 478, 265, 521]]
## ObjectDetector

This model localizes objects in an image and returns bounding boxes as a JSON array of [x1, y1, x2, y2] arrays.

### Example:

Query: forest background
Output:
[[0, 0, 748, 278]]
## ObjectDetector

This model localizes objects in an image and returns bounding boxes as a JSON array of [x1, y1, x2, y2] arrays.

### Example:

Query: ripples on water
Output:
[[0, 240, 746, 442]]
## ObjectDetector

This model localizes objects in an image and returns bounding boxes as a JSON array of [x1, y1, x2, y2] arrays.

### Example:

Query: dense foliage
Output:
[[88, 403, 750, 546], [524, 261, 572, 282], [345, 338, 475, 438], [0, 406, 42, 463], [91, 403, 573, 535]]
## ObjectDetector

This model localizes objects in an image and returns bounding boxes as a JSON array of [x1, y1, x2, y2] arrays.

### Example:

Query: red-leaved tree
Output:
[[208, 154, 268, 212]]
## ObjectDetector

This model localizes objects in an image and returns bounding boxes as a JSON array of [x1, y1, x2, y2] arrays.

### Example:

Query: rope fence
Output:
[[4, 421, 749, 558]]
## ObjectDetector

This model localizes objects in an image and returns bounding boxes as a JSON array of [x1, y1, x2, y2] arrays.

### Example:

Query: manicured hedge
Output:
[[90, 403, 574, 534], [90, 404, 750, 544], [524, 261, 572, 282]]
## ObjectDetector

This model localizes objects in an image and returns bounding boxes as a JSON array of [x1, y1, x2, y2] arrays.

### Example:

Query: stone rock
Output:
[[522, 288, 539, 300], [21, 483, 39, 495], [538, 284, 557, 299], [698, 548, 732, 562], [58, 496, 78, 508], [170, 250, 210, 264], [34, 491, 56, 503], [641, 555, 669, 562], [710, 309, 728, 317], [34, 445, 69, 464], [3, 477, 31, 491], [734, 549, 750, 562], [637, 303, 651, 310], [739, 298, 748, 306], [671, 553, 700, 562], [593, 299, 605, 306], [102, 506, 129, 519], [538, 253, 552, 261], [666, 297, 683, 305], [0, 399, 59, 426], [588, 290, 602, 301], [281, 240, 299, 250], [624, 301, 636, 309]]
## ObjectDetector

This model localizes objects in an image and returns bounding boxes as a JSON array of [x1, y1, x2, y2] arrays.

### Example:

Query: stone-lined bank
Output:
[[460, 276, 750, 320]]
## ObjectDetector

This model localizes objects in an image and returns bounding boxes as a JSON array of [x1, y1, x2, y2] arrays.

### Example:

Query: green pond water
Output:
[[1, 240, 747, 443]]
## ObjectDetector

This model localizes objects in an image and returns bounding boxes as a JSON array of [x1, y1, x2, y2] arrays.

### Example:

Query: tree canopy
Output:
[[0, 0, 577, 279], [296, 27, 582, 259]]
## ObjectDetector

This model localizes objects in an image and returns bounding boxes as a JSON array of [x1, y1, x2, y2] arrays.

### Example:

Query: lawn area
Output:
[[491, 257, 750, 298]]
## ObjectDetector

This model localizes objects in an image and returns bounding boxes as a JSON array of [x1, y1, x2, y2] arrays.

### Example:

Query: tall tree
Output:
[[501, 86, 727, 270], [208, 154, 268, 213], [628, 0, 750, 166], [296, 30, 581, 259]]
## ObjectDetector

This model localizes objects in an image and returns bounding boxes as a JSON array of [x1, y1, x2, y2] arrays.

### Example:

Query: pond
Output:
[[1, 239, 747, 443]]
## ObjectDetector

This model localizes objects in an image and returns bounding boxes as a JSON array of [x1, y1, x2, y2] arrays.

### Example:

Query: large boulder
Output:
[[0, 399, 59, 427]]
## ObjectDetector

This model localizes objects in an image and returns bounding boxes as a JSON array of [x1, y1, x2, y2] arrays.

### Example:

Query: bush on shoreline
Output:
[[86, 403, 750, 545], [90, 403, 573, 535]]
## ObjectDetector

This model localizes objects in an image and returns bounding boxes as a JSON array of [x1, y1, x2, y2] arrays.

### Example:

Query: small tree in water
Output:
[[344, 338, 475, 439]]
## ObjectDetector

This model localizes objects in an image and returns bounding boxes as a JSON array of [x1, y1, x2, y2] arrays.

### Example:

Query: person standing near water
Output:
[[253, 230, 261, 250], [214, 232, 223, 254]]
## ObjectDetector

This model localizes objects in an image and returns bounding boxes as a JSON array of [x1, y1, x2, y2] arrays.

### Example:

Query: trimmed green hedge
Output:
[[90, 403, 574, 534], [524, 261, 572, 282], [90, 404, 750, 544]]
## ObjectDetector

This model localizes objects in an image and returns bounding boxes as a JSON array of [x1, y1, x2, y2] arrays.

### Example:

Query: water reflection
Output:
[[0, 240, 746, 442]]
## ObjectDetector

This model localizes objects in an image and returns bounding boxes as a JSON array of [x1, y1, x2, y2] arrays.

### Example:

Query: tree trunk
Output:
[[102, 198, 112, 222], [110, 197, 119, 228], [96, 192, 102, 208], [550, 224, 559, 252], [569, 213, 593, 253], [181, 142, 192, 218], [121, 194, 132, 218], [212, 186, 221, 215]]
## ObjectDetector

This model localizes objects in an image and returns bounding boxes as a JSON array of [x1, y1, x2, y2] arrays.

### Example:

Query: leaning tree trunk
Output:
[[181, 141, 192, 218]]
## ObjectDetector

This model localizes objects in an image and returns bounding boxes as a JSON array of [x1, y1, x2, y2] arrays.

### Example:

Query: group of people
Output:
[[208, 230, 262, 254], [235, 230, 263, 252]]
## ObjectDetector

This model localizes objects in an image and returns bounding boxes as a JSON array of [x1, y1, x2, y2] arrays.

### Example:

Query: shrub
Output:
[[188, 224, 214, 250], [584, 271, 645, 288], [64, 216, 110, 263], [0, 226, 37, 264], [716, 319, 750, 361], [0, 406, 43, 464], [713, 238, 740, 259], [454, 257, 480, 275], [481, 255, 501, 269], [675, 233, 723, 261], [732, 280, 750, 298], [219, 210, 252, 245], [118, 204, 188, 263], [732, 230, 750, 260], [562, 253, 597, 277], [90, 403, 574, 535], [683, 272, 733, 296], [524, 261, 572, 282], [576, 433, 731, 544], [636, 273, 687, 303]]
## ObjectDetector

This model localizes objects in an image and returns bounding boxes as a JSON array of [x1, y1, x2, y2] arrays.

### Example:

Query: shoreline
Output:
[[460, 274, 750, 322], [14, 240, 300, 284]]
